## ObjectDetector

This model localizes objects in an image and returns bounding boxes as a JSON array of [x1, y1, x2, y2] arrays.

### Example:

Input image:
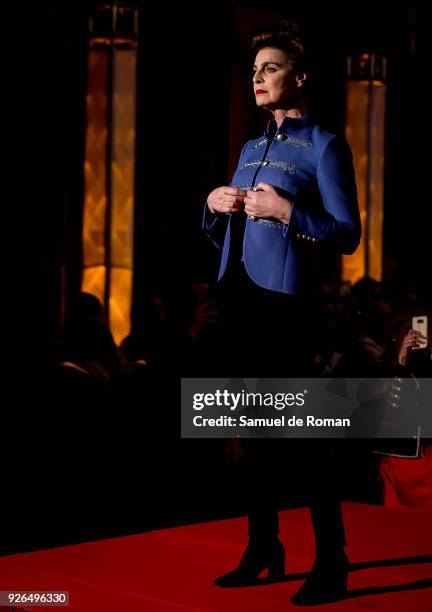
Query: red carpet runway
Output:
[[0, 503, 431, 611]]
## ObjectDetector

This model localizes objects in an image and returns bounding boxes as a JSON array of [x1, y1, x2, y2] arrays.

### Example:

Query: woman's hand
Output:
[[207, 186, 247, 214], [398, 328, 427, 366], [244, 182, 293, 223]]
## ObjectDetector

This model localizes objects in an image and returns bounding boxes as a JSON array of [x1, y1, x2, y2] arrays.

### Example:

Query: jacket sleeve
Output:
[[288, 135, 362, 254], [202, 142, 249, 250], [202, 200, 227, 251]]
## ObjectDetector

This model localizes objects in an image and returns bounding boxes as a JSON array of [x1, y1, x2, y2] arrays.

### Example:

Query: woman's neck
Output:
[[272, 104, 308, 127]]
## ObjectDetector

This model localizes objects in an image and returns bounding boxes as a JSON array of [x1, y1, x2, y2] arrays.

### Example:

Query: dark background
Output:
[[1, 0, 426, 554]]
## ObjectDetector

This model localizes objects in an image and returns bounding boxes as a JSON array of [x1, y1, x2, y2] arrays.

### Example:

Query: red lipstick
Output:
[[255, 89, 268, 95]]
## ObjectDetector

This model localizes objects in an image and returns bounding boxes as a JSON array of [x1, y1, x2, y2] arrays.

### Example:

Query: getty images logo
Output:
[[192, 379, 307, 411]]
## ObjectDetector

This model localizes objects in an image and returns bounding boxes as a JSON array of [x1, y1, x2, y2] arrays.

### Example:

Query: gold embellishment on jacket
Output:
[[296, 233, 318, 243], [252, 139, 268, 150], [256, 219, 282, 229], [284, 135, 312, 150], [385, 376, 406, 408], [240, 160, 297, 175], [270, 160, 297, 174], [241, 161, 263, 169]]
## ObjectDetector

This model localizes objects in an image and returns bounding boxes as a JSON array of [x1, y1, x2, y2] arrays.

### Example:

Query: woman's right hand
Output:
[[398, 328, 427, 366], [207, 186, 247, 214]]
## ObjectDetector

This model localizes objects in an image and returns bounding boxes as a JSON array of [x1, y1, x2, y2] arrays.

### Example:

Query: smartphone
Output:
[[412, 315, 428, 349]]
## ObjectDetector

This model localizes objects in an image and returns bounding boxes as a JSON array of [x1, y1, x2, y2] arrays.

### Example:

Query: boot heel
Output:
[[290, 554, 349, 605], [214, 537, 285, 587]]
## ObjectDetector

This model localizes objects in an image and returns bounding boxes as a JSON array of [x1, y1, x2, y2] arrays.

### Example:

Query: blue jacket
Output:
[[202, 115, 361, 295]]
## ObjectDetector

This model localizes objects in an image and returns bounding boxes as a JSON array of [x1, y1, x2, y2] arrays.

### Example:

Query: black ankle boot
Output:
[[214, 536, 285, 587], [290, 550, 349, 605]]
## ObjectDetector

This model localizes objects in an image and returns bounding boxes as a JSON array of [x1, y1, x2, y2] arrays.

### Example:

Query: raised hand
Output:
[[398, 328, 428, 366], [244, 182, 292, 223], [207, 186, 247, 214]]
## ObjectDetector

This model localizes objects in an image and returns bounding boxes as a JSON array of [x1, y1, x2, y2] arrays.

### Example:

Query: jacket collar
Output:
[[265, 114, 310, 136]]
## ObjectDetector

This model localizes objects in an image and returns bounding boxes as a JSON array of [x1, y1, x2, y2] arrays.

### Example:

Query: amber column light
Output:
[[344, 52, 386, 284], [82, 2, 138, 345]]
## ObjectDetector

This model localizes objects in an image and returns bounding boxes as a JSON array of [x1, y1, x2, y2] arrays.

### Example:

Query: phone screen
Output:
[[412, 315, 428, 349]]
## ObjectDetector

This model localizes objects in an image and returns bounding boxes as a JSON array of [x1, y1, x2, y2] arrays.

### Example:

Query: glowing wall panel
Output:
[[82, 43, 136, 345], [344, 79, 385, 283]]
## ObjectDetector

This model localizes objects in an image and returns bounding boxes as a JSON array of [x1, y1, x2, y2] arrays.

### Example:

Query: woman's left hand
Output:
[[244, 182, 292, 223]]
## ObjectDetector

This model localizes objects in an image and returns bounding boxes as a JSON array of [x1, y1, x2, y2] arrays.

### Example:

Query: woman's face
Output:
[[252, 47, 303, 109]]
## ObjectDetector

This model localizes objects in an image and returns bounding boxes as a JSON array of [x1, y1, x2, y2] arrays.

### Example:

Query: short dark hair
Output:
[[250, 21, 309, 73]]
